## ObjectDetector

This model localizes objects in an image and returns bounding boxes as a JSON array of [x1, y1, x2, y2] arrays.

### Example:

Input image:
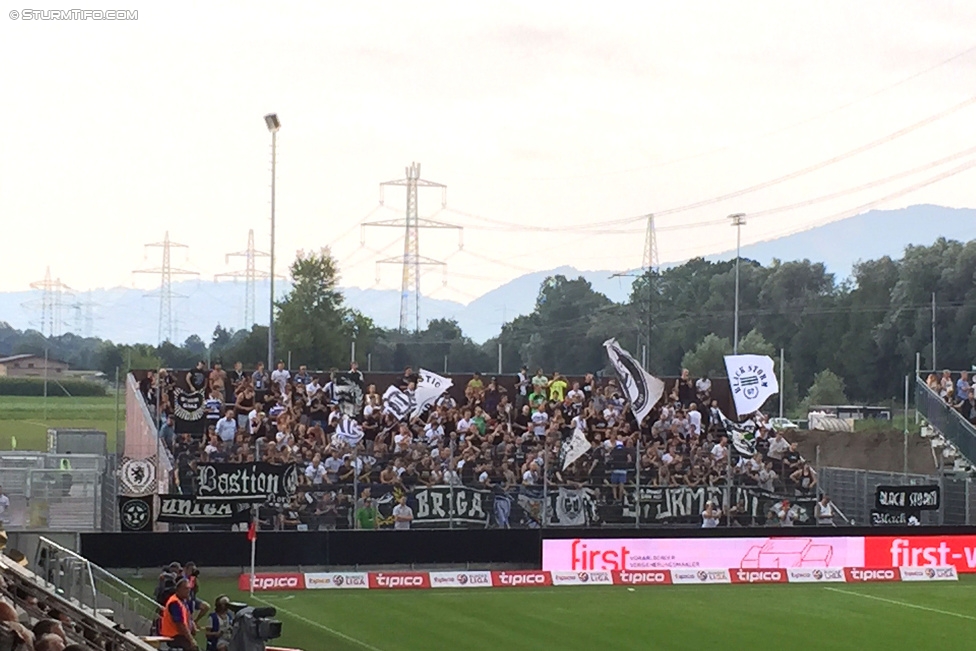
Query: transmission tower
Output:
[[133, 231, 198, 344], [215, 229, 273, 329], [71, 291, 99, 338], [362, 162, 462, 332], [642, 213, 659, 270], [25, 267, 73, 337]]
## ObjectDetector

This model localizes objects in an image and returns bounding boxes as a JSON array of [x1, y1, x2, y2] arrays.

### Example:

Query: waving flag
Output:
[[724, 354, 779, 416], [411, 369, 453, 419], [604, 338, 665, 424], [562, 424, 591, 470]]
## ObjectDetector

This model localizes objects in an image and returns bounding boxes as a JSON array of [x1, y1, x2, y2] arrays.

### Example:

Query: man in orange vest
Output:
[[159, 578, 199, 650]]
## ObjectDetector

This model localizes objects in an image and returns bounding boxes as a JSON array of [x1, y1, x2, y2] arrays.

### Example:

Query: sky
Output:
[[1, 0, 975, 306]]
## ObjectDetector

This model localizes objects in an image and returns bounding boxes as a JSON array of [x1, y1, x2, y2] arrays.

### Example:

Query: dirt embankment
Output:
[[791, 429, 939, 474]]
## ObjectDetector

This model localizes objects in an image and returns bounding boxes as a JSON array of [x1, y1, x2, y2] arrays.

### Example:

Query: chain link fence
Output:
[[0, 453, 105, 531]]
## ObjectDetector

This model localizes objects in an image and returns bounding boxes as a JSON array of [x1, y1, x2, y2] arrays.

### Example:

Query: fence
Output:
[[0, 453, 106, 530]]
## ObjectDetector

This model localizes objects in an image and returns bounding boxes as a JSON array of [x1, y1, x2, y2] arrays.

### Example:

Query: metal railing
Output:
[[915, 375, 976, 463], [34, 536, 160, 636]]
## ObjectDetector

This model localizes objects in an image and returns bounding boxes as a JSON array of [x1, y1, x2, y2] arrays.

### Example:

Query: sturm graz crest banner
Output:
[[157, 495, 253, 524], [173, 387, 207, 435], [119, 456, 157, 496], [196, 463, 299, 502], [119, 496, 154, 532], [604, 338, 665, 425]]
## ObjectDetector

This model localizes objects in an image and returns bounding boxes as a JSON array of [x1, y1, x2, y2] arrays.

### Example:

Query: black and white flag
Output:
[[411, 369, 453, 419], [604, 338, 665, 424], [334, 415, 364, 447], [724, 354, 779, 416], [562, 424, 591, 470], [717, 411, 757, 456], [382, 385, 414, 421]]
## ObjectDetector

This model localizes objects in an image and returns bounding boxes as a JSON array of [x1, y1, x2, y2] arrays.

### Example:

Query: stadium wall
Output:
[[82, 526, 976, 571]]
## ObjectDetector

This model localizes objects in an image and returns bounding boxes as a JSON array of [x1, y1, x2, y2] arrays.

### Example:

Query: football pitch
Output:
[[168, 576, 976, 650]]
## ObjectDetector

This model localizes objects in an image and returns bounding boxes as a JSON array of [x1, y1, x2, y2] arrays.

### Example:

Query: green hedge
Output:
[[0, 377, 107, 397]]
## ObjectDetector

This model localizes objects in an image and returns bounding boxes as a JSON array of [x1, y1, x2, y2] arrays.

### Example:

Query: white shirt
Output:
[[768, 436, 790, 460], [323, 457, 343, 480], [688, 409, 702, 435], [815, 501, 834, 524], [247, 409, 260, 435], [424, 424, 444, 447], [696, 378, 712, 394], [702, 508, 721, 528], [531, 411, 549, 436], [522, 470, 538, 485], [567, 389, 584, 403], [457, 418, 472, 433], [392, 504, 413, 530], [216, 416, 237, 442], [271, 369, 290, 393], [711, 443, 727, 462], [305, 463, 327, 485], [0, 494, 9, 518]]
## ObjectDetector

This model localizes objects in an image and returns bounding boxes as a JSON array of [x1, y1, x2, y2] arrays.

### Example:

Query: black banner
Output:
[[621, 485, 818, 525], [871, 510, 921, 526], [173, 388, 207, 435], [118, 496, 154, 532], [875, 485, 940, 511], [157, 495, 253, 524], [196, 463, 299, 502], [412, 485, 490, 525]]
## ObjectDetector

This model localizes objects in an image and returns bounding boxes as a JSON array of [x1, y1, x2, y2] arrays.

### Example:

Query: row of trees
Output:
[[1, 238, 972, 410]]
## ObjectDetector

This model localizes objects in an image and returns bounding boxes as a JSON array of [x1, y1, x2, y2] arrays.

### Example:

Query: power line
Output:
[[450, 42, 976, 182], [24, 267, 73, 338]]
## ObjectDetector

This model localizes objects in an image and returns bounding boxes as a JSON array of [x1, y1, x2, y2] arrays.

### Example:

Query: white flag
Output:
[[382, 385, 413, 421], [604, 338, 665, 425], [724, 354, 779, 416], [562, 423, 591, 470], [411, 369, 454, 419]]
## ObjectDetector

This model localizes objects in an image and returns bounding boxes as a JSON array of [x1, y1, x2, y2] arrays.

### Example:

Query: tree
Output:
[[275, 248, 356, 370], [803, 369, 848, 408], [681, 334, 731, 377]]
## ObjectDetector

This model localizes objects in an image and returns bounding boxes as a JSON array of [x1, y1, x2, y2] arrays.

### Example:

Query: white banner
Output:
[[304, 572, 369, 589], [411, 369, 453, 419], [429, 571, 493, 588], [562, 424, 590, 470], [724, 354, 779, 416], [603, 338, 665, 424], [383, 385, 413, 421]]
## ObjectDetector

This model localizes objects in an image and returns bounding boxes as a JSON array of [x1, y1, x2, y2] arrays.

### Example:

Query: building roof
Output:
[[0, 353, 68, 365]]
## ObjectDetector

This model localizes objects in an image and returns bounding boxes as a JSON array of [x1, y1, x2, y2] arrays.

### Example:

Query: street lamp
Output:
[[729, 213, 746, 355], [264, 113, 280, 372]]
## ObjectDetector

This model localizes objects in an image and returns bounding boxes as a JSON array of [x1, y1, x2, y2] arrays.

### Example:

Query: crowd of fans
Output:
[[142, 361, 813, 530], [0, 572, 97, 650], [928, 370, 976, 423]]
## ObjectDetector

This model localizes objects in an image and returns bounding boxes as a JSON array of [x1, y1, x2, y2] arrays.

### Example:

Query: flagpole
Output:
[[249, 506, 257, 598]]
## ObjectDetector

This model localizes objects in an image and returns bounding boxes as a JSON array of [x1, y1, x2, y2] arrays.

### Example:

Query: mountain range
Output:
[[1, 204, 973, 345]]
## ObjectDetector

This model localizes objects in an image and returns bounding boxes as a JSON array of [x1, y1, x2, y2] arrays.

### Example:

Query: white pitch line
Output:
[[824, 587, 976, 621], [256, 596, 386, 651]]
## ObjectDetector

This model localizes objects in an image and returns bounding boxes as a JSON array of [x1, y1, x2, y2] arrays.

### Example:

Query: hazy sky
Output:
[[1, 1, 975, 304]]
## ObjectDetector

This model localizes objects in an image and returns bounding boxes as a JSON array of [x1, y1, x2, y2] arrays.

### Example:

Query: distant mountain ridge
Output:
[[0, 204, 971, 344]]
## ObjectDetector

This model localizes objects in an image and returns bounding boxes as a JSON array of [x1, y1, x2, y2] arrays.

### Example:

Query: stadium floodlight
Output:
[[729, 213, 746, 354], [264, 113, 280, 371]]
